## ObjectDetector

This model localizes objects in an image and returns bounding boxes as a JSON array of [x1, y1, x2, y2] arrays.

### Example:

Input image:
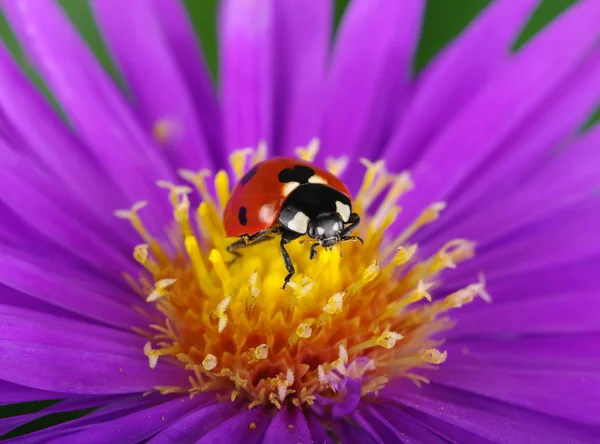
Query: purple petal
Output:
[[427, 365, 600, 425], [384, 381, 599, 443], [450, 198, 600, 285], [55, 396, 203, 443], [0, 249, 144, 329], [478, 260, 599, 304], [263, 406, 312, 444], [427, 121, 600, 255], [0, 396, 116, 437], [349, 411, 385, 444], [147, 402, 243, 443], [0, 45, 125, 222], [2, 0, 175, 233], [91, 0, 214, 171], [0, 337, 185, 395], [197, 406, 272, 444], [320, 0, 424, 158], [0, 203, 89, 274], [149, 0, 223, 162], [275, 1, 332, 154], [0, 149, 136, 277], [0, 380, 63, 405], [1, 284, 84, 321], [361, 404, 451, 444], [220, 0, 273, 154], [305, 412, 334, 444], [0, 394, 163, 443], [394, 1, 600, 231], [0, 304, 144, 355], [331, 420, 379, 444], [448, 291, 600, 338], [400, 406, 515, 444], [384, 0, 539, 169], [420, 51, 600, 249], [443, 334, 600, 370], [14, 394, 194, 444]]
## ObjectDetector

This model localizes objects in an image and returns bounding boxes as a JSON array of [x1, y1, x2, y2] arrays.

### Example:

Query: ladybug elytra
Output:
[[224, 157, 363, 289]]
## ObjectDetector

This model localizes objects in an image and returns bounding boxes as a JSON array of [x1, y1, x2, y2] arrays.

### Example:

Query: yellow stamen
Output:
[[326, 156, 349, 176], [295, 138, 320, 162]]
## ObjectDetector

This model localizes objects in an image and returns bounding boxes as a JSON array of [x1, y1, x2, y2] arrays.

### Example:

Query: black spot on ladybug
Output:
[[278, 165, 314, 184], [240, 165, 258, 185], [238, 206, 248, 226]]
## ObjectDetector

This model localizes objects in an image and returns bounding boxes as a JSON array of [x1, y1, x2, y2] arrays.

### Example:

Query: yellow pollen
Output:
[[296, 322, 313, 338], [295, 138, 320, 162], [202, 354, 218, 371], [325, 156, 349, 176], [153, 118, 175, 144], [121, 141, 488, 409]]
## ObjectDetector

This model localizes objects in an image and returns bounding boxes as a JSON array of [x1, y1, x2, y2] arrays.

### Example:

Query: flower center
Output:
[[115, 141, 489, 411]]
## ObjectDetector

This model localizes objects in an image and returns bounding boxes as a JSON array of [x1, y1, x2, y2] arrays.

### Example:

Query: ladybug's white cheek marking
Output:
[[317, 227, 325, 236], [283, 181, 300, 197], [336, 201, 351, 222], [287, 212, 310, 234], [259, 203, 277, 224], [308, 175, 328, 185]]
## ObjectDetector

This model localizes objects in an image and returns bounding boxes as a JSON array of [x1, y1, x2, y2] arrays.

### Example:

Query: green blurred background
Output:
[[0, 0, 596, 439]]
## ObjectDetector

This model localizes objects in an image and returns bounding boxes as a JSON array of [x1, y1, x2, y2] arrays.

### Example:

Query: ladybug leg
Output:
[[280, 230, 301, 289], [309, 243, 319, 260], [341, 213, 361, 237], [340, 235, 364, 245], [340, 214, 363, 246], [226, 228, 280, 262]]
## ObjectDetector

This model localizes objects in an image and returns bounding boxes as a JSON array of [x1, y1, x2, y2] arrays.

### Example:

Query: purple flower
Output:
[[1, 0, 599, 443]]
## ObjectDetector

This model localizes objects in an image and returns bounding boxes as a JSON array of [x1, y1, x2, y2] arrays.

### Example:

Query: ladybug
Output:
[[224, 157, 363, 289]]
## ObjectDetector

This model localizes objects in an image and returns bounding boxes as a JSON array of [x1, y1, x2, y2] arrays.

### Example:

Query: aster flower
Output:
[[1, 0, 599, 442]]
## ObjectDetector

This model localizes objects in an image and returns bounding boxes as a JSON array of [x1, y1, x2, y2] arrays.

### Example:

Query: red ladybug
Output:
[[224, 157, 362, 288]]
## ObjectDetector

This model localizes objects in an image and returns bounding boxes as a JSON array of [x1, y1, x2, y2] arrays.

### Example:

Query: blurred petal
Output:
[[0, 44, 123, 220], [452, 199, 600, 283], [275, 0, 332, 154], [320, 0, 424, 158], [397, 1, 600, 228], [419, 50, 600, 247], [0, 154, 135, 277], [220, 0, 273, 154], [149, 0, 223, 160], [384, 0, 539, 168], [2, 0, 174, 232], [91, 0, 214, 170], [429, 122, 600, 253]]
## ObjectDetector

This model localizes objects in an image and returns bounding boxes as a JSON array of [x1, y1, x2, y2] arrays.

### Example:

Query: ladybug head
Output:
[[307, 212, 343, 248]]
